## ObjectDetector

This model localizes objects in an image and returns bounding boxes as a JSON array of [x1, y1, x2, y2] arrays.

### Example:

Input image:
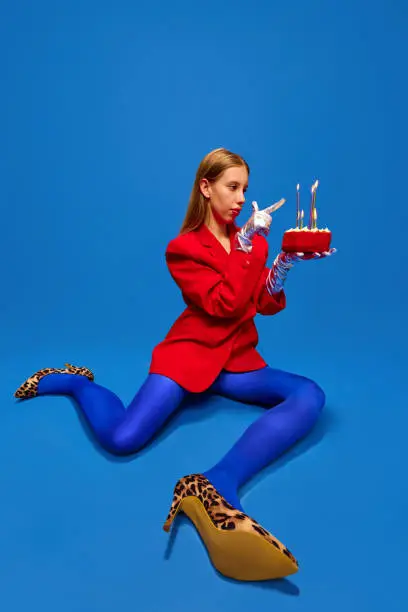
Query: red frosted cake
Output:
[[281, 227, 331, 253]]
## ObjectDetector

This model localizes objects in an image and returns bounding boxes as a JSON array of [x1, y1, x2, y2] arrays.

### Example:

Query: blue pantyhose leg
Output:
[[203, 366, 325, 511], [36, 366, 324, 510], [37, 373, 188, 454]]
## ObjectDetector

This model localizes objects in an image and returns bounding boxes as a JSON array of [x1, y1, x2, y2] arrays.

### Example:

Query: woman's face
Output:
[[201, 165, 248, 225]]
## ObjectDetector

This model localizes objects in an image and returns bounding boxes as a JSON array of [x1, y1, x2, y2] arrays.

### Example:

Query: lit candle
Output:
[[313, 207, 317, 230], [308, 184, 314, 229], [296, 183, 300, 228], [313, 180, 319, 228], [309, 180, 319, 229], [300, 209, 304, 229]]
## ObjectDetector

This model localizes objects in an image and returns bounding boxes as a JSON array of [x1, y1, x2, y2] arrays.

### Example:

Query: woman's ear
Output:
[[199, 178, 211, 199]]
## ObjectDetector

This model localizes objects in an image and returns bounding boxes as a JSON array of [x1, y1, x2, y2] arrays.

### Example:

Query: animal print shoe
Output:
[[163, 473, 298, 581], [14, 363, 94, 399]]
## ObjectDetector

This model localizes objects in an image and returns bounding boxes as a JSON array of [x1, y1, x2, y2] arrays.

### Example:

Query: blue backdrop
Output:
[[1, 0, 407, 610]]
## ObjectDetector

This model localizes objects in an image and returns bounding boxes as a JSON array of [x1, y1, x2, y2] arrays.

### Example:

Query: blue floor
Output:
[[1, 0, 407, 610]]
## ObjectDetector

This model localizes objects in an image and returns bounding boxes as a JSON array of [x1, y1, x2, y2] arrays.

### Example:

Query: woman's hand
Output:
[[235, 199, 285, 253], [286, 248, 337, 262], [249, 199, 285, 237], [265, 248, 337, 295]]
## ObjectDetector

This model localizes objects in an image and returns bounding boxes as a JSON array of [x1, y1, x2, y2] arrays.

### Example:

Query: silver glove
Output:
[[235, 199, 285, 253], [266, 249, 337, 295]]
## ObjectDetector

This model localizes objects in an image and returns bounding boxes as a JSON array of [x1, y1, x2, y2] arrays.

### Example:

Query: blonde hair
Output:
[[179, 147, 250, 234]]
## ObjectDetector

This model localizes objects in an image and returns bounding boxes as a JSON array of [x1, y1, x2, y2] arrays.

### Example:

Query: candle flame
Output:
[[311, 179, 319, 193], [296, 183, 300, 190]]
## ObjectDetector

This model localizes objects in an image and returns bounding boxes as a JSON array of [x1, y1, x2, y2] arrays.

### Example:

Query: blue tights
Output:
[[37, 366, 325, 512]]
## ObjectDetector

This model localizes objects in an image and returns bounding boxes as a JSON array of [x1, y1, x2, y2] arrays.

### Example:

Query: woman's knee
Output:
[[107, 428, 144, 456], [297, 378, 326, 423]]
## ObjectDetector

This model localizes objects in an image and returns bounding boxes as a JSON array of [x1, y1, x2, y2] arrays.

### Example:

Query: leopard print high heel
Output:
[[163, 473, 298, 581], [14, 363, 94, 399]]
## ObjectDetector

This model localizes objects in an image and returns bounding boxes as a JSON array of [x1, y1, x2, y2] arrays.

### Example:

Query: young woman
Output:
[[14, 148, 335, 582]]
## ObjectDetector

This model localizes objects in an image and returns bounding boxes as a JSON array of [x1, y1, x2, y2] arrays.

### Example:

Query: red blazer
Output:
[[149, 222, 286, 392]]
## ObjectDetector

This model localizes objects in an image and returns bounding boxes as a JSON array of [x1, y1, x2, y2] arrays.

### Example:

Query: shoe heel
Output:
[[163, 481, 185, 532], [64, 363, 94, 381]]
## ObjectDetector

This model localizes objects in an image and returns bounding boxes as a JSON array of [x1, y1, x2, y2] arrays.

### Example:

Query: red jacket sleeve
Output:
[[254, 267, 286, 315], [165, 238, 258, 318]]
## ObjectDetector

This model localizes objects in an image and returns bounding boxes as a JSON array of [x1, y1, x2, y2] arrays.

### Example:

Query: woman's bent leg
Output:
[[37, 372, 188, 455]]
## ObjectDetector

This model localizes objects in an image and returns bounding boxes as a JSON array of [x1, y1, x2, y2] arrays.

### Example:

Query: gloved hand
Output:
[[266, 249, 337, 295], [235, 199, 285, 253]]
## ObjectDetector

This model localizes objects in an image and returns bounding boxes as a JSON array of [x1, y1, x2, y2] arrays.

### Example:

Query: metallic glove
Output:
[[266, 249, 337, 295], [235, 199, 285, 253]]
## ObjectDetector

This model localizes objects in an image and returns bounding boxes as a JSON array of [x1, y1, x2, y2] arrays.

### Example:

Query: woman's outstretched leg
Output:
[[163, 365, 319, 581], [203, 366, 325, 510], [15, 366, 188, 455]]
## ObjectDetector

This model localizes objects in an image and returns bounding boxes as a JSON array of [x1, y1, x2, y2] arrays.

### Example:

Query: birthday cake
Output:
[[281, 227, 332, 253], [281, 179, 332, 253]]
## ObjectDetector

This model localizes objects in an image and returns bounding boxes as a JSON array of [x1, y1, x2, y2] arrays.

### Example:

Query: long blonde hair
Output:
[[179, 147, 250, 235]]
